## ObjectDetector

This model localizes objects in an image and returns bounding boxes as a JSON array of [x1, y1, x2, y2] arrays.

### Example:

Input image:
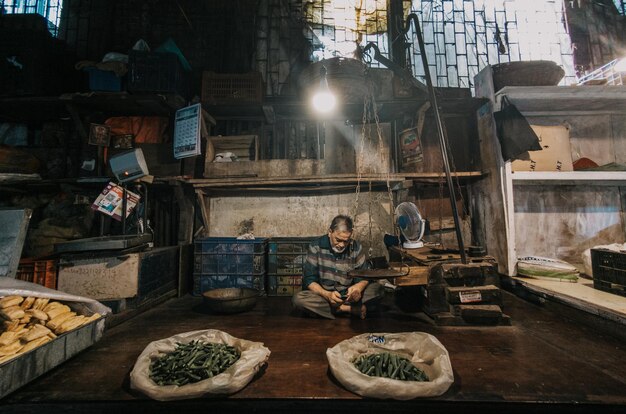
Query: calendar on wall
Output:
[[173, 103, 202, 159]]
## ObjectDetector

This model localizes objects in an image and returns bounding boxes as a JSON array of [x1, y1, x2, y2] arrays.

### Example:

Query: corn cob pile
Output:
[[0, 295, 101, 365]]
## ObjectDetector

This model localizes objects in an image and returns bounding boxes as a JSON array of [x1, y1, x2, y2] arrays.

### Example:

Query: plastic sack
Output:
[[0, 277, 110, 317], [130, 329, 270, 401], [326, 332, 453, 400]]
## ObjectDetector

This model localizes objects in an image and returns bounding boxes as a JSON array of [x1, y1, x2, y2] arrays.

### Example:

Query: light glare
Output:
[[312, 91, 336, 113]]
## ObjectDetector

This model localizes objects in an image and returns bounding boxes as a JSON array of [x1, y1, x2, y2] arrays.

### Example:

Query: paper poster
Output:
[[91, 182, 140, 221]]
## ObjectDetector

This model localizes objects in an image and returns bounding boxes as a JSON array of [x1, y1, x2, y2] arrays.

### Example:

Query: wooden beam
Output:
[[188, 172, 483, 188], [390, 263, 429, 286], [195, 189, 210, 237]]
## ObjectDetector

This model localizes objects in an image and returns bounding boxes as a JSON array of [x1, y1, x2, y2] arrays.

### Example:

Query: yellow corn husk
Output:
[[0, 340, 23, 356], [83, 313, 102, 324], [0, 328, 29, 346], [0, 331, 19, 347], [57, 315, 86, 334], [20, 297, 36, 310], [46, 312, 76, 331], [19, 314, 32, 325], [25, 309, 48, 321], [46, 305, 71, 320], [0, 353, 20, 364], [21, 324, 51, 343], [0, 306, 26, 321], [47, 331, 57, 340], [20, 336, 50, 354], [3, 320, 19, 332], [32, 298, 49, 311], [0, 296, 24, 309], [43, 301, 64, 313]]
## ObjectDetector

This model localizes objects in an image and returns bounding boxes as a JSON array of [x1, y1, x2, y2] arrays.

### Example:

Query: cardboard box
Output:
[[511, 124, 573, 172]]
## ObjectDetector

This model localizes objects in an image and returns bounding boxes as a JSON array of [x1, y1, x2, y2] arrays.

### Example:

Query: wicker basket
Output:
[[492, 60, 564, 91], [201, 72, 263, 105]]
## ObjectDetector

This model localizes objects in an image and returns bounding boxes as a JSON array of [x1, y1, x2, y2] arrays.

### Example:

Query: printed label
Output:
[[367, 335, 385, 345], [459, 290, 482, 303]]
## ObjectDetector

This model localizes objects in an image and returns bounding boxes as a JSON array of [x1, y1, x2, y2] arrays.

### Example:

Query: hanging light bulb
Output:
[[311, 65, 336, 114]]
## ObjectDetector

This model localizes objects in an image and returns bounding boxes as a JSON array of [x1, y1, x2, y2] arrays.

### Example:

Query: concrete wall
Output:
[[208, 190, 394, 257]]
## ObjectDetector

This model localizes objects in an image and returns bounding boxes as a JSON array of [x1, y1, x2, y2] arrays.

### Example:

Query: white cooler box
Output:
[[58, 246, 179, 303]]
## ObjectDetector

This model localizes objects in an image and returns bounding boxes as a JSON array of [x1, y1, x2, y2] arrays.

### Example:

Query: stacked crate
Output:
[[591, 248, 626, 297], [128, 51, 188, 98], [15, 259, 58, 289], [193, 237, 266, 295], [266, 237, 314, 296]]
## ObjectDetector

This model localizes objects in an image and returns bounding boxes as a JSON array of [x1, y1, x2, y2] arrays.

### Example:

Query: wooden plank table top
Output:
[[2, 290, 625, 414]]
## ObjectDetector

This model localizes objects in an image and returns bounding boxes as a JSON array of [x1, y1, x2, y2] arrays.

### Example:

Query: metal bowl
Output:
[[202, 288, 259, 314]]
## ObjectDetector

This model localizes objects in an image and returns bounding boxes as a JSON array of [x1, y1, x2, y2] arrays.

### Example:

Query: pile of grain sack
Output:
[[8, 191, 94, 258]]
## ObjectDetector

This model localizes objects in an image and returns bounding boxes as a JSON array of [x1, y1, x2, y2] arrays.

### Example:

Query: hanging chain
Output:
[[352, 78, 369, 219], [354, 68, 398, 258], [438, 174, 444, 247]]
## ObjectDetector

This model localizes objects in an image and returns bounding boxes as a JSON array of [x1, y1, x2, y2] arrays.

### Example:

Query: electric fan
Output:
[[395, 202, 426, 249]]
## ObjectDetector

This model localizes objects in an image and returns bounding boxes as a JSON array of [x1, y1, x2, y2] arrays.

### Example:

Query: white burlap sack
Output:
[[326, 332, 453, 400], [130, 329, 270, 401]]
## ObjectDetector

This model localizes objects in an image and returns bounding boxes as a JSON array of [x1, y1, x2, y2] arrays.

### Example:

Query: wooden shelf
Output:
[[0, 96, 68, 122], [188, 171, 484, 189], [496, 85, 626, 113], [511, 171, 626, 185], [203, 96, 488, 123], [59, 92, 186, 116]]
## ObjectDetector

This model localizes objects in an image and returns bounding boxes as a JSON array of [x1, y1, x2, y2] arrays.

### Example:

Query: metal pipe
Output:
[[405, 13, 467, 263]]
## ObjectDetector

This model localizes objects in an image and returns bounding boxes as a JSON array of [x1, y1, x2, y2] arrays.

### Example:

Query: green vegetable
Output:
[[149, 340, 240, 386], [353, 352, 429, 382]]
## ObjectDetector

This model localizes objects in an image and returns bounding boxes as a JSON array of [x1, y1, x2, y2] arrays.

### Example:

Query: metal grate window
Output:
[[297, 1, 578, 89], [0, 0, 62, 36], [405, 0, 576, 88]]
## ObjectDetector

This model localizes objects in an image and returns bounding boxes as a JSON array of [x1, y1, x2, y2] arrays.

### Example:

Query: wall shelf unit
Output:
[[474, 66, 626, 277]]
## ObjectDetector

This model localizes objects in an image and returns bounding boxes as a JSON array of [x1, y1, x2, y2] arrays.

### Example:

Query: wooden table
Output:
[[2, 291, 625, 413]]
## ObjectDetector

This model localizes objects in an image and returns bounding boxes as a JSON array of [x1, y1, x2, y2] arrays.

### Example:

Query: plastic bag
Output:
[[130, 329, 270, 401], [326, 332, 453, 400], [494, 96, 542, 161], [0, 277, 110, 317]]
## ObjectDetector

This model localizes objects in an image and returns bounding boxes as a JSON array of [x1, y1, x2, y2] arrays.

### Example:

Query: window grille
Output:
[[0, 0, 62, 36]]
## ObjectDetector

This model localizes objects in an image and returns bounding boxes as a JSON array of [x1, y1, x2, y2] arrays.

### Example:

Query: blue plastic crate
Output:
[[194, 237, 266, 277], [193, 274, 265, 296], [267, 274, 303, 296], [85, 67, 124, 92], [128, 51, 188, 97], [267, 237, 314, 275]]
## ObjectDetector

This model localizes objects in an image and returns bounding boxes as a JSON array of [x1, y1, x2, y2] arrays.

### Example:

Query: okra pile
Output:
[[149, 340, 240, 386], [353, 352, 429, 382]]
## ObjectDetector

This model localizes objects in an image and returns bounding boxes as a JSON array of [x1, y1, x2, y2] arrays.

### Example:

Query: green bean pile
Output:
[[353, 352, 429, 382], [149, 340, 240, 386]]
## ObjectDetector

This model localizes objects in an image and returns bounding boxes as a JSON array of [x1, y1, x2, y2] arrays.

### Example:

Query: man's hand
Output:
[[325, 290, 344, 305], [346, 281, 368, 303], [306, 282, 345, 305]]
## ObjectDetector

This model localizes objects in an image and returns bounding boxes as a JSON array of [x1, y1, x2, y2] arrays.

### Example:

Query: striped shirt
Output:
[[302, 235, 368, 292]]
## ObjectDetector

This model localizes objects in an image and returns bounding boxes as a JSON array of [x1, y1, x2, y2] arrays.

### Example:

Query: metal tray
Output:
[[0, 317, 105, 399], [54, 233, 153, 253], [0, 208, 31, 278]]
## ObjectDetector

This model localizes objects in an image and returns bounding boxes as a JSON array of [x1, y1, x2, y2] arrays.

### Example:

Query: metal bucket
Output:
[[202, 287, 259, 314]]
